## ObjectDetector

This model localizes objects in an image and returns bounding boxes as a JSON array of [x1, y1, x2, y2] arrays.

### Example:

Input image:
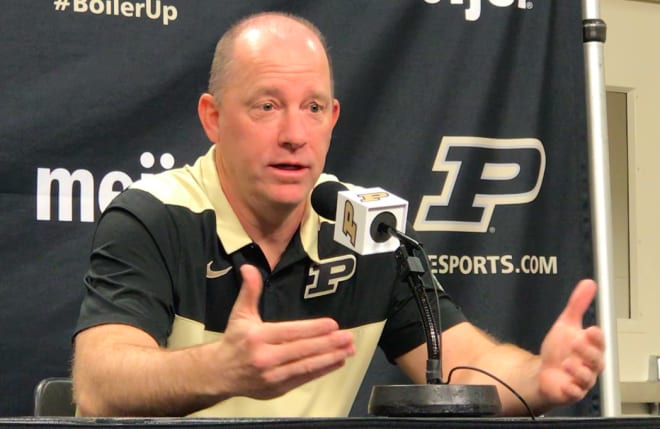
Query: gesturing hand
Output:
[[211, 264, 355, 400], [538, 279, 605, 406]]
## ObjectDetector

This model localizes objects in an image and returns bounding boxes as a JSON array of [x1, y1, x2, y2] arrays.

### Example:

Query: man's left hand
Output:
[[538, 279, 605, 405]]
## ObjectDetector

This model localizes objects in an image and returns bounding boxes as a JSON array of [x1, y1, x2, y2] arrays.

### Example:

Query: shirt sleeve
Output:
[[378, 246, 467, 363], [74, 190, 177, 345]]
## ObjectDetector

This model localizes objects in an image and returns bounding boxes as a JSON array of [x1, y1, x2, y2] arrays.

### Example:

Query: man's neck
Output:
[[222, 186, 305, 270], [215, 161, 308, 269], [242, 204, 305, 270]]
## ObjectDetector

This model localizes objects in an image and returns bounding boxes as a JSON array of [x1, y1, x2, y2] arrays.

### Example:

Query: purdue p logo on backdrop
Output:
[[413, 137, 545, 233]]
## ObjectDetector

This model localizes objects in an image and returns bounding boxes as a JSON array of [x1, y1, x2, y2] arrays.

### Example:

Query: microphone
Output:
[[311, 180, 501, 417], [311, 181, 408, 255]]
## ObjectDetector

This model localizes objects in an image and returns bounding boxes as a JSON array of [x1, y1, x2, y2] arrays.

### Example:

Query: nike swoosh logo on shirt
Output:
[[206, 261, 233, 279]]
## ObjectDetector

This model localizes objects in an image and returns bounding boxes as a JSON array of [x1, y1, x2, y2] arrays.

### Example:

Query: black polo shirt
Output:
[[75, 146, 466, 417]]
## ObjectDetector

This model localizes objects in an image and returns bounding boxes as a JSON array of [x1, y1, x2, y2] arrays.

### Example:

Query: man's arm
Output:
[[72, 265, 355, 417], [396, 279, 605, 416]]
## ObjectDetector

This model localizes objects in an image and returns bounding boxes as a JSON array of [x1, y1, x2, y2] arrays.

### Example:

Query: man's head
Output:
[[208, 13, 335, 102], [198, 12, 340, 221]]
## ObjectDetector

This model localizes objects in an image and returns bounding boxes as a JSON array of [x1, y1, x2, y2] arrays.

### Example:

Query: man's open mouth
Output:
[[273, 164, 303, 170]]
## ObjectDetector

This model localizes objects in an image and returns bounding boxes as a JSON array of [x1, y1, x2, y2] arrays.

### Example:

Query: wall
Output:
[[601, 0, 660, 415]]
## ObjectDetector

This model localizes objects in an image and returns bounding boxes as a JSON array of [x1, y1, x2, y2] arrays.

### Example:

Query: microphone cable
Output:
[[447, 365, 536, 420]]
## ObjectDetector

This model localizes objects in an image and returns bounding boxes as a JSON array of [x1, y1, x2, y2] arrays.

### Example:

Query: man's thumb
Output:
[[232, 264, 264, 320], [560, 279, 597, 326]]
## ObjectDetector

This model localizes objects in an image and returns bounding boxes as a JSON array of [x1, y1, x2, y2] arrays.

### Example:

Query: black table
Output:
[[1, 417, 660, 429]]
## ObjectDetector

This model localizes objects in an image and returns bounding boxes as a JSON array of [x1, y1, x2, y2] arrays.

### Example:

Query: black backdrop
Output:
[[0, 0, 595, 417]]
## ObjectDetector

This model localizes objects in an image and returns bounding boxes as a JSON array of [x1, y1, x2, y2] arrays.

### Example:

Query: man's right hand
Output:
[[206, 264, 355, 400], [73, 264, 354, 416]]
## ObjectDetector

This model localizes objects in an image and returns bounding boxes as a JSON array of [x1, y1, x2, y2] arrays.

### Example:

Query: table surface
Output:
[[1, 417, 660, 429]]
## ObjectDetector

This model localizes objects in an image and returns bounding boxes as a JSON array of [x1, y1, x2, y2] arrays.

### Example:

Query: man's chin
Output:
[[267, 185, 312, 207]]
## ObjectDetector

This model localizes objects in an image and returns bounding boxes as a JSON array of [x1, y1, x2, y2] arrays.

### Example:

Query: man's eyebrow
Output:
[[308, 90, 332, 103], [246, 87, 332, 103]]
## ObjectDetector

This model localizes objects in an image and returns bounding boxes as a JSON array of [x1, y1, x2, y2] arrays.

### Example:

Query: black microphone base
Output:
[[368, 384, 501, 417]]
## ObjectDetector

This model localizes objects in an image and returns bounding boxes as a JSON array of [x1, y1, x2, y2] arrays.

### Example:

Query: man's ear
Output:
[[331, 99, 340, 128], [198, 93, 221, 144]]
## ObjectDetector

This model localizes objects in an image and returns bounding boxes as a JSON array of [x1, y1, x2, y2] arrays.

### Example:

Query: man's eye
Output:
[[261, 102, 274, 111], [309, 103, 322, 113]]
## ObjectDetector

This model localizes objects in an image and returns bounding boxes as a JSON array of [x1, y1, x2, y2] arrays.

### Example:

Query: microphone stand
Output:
[[367, 229, 502, 417]]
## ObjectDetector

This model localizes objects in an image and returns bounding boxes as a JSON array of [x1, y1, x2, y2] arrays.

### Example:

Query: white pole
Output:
[[581, 0, 621, 417]]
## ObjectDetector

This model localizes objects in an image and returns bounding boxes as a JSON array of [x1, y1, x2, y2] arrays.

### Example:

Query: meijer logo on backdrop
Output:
[[36, 152, 175, 222], [424, 0, 532, 22], [414, 137, 545, 233]]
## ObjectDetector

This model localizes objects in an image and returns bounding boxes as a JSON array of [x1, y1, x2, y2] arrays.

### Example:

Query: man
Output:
[[72, 12, 605, 417]]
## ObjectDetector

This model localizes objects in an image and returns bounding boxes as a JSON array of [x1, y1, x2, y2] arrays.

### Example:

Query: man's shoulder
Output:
[[132, 169, 200, 202], [102, 160, 216, 235], [125, 159, 216, 215]]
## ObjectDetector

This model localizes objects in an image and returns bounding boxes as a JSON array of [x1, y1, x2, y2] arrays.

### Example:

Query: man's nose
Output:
[[279, 110, 307, 151]]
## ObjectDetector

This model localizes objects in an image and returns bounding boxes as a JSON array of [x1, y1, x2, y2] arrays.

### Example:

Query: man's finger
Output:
[[559, 279, 597, 326], [583, 326, 606, 351], [261, 346, 353, 385], [259, 328, 354, 367], [230, 264, 265, 321], [261, 318, 341, 344], [571, 328, 605, 371]]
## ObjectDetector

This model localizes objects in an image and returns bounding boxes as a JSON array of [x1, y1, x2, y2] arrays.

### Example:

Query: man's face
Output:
[[212, 26, 339, 212]]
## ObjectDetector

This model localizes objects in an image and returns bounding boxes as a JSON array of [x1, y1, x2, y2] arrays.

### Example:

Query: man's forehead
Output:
[[233, 24, 330, 79], [239, 24, 322, 56]]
